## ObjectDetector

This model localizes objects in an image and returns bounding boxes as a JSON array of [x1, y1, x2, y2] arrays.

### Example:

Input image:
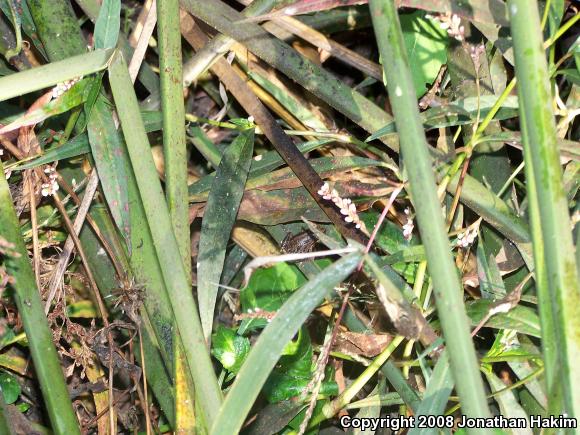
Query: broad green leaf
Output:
[[0, 371, 20, 404], [198, 128, 255, 342], [87, 96, 131, 250], [93, 0, 121, 50], [262, 328, 337, 403], [400, 11, 448, 97], [240, 262, 306, 332], [211, 326, 250, 374], [211, 252, 362, 434]]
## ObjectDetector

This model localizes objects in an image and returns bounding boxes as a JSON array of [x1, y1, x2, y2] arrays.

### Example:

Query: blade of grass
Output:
[[0, 48, 114, 102], [27, 0, 86, 60], [210, 251, 362, 435], [87, 96, 131, 249], [508, 0, 580, 418], [0, 160, 80, 434], [157, 0, 195, 430], [158, 0, 189, 264], [198, 127, 255, 342], [369, 0, 491, 423], [408, 351, 454, 435], [108, 50, 222, 428], [179, 0, 397, 151], [93, 0, 120, 50]]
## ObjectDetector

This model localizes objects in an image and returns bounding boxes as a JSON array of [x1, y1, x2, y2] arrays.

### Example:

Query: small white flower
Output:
[[402, 207, 414, 241], [318, 182, 366, 231]]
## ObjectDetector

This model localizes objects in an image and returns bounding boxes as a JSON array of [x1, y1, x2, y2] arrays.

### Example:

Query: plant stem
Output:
[[109, 50, 223, 429], [369, 0, 491, 424], [0, 160, 80, 435], [509, 0, 580, 418]]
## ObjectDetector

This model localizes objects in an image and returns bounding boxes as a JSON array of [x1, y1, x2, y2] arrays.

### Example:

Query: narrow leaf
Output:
[[0, 49, 114, 102], [94, 0, 121, 49], [198, 127, 255, 341], [87, 96, 131, 250], [211, 252, 362, 435]]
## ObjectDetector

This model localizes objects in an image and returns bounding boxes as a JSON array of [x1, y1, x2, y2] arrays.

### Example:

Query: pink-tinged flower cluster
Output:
[[318, 182, 365, 231], [41, 166, 59, 197], [52, 76, 82, 99], [457, 227, 478, 248], [402, 207, 414, 241], [427, 13, 465, 41]]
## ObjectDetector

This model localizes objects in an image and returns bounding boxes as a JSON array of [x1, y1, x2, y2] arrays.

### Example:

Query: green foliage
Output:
[[0, 371, 20, 404], [211, 326, 250, 375], [400, 11, 448, 97], [93, 0, 121, 49]]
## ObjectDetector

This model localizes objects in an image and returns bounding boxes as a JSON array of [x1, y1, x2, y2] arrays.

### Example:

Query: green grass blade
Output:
[[93, 0, 120, 49], [198, 127, 254, 341], [0, 160, 80, 434], [108, 50, 223, 428], [27, 0, 86, 61], [508, 0, 580, 418], [158, 0, 190, 265], [369, 0, 491, 423], [210, 251, 362, 435], [87, 96, 131, 248], [408, 352, 454, 435], [0, 48, 114, 102]]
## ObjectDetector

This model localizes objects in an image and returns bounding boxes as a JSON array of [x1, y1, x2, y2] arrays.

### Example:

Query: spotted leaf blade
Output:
[[197, 127, 255, 342]]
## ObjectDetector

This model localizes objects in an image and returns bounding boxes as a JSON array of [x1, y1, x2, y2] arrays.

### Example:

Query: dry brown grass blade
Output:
[[128, 0, 157, 82], [261, 16, 383, 80], [180, 11, 369, 246]]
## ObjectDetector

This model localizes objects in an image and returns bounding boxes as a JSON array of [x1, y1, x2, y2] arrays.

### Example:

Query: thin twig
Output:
[[44, 169, 100, 313]]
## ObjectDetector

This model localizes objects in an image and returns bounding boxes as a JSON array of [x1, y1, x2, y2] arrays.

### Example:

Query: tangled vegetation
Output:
[[0, 0, 578, 433]]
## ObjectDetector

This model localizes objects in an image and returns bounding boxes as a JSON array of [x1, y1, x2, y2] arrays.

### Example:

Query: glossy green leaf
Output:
[[0, 372, 20, 405], [211, 251, 362, 434], [197, 127, 255, 342], [465, 300, 541, 338], [400, 11, 448, 97], [240, 262, 306, 332], [211, 326, 250, 374]]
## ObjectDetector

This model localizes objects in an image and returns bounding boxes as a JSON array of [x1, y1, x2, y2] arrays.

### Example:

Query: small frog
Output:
[[280, 230, 318, 254]]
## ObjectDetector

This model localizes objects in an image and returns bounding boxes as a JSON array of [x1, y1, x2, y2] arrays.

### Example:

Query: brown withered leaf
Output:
[[334, 331, 392, 358]]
